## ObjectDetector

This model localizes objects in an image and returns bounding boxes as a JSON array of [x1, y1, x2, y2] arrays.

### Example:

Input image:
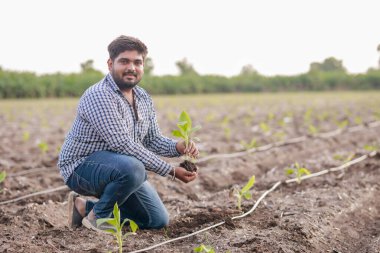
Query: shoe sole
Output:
[[67, 191, 80, 228], [82, 217, 113, 234]]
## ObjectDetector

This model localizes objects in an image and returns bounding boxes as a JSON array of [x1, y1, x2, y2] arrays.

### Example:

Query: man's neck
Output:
[[121, 88, 134, 105]]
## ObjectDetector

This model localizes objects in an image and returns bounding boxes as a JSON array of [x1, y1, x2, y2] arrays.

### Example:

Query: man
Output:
[[58, 35, 198, 233]]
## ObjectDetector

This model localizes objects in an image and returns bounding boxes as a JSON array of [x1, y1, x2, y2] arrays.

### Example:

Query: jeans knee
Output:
[[117, 157, 146, 185], [150, 211, 169, 229]]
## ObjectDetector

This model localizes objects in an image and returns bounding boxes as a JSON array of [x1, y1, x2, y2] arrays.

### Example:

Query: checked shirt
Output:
[[58, 74, 180, 183]]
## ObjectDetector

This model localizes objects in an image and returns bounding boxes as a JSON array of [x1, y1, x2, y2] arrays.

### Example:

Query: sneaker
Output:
[[82, 216, 116, 234], [67, 191, 84, 228]]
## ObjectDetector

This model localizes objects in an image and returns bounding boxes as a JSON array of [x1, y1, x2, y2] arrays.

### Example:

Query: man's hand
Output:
[[176, 140, 199, 158], [169, 167, 197, 183]]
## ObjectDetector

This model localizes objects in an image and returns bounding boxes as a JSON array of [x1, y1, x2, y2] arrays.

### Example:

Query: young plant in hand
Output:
[[172, 111, 201, 172], [230, 175, 255, 210], [96, 202, 138, 253]]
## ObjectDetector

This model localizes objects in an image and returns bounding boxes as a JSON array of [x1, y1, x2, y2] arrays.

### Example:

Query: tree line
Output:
[[0, 57, 380, 98]]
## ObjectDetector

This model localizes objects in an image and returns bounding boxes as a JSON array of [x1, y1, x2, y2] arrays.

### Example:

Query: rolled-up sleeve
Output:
[[142, 99, 181, 157]]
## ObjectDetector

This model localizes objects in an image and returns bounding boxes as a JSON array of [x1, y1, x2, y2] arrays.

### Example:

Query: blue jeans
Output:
[[66, 151, 169, 229]]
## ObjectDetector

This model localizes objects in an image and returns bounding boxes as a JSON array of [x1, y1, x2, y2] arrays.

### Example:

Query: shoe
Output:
[[82, 216, 116, 234], [67, 191, 84, 228]]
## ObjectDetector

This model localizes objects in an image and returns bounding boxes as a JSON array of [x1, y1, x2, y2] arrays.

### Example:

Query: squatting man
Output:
[[58, 35, 199, 232]]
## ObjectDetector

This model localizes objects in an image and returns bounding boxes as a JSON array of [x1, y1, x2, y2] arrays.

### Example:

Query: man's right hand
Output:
[[170, 167, 197, 183]]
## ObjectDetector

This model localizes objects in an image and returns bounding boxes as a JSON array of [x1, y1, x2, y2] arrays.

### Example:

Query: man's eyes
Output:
[[119, 60, 142, 65]]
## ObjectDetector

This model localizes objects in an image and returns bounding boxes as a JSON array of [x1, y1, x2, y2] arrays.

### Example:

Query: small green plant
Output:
[[363, 144, 379, 152], [259, 122, 270, 134], [194, 244, 215, 253], [337, 119, 349, 129], [22, 131, 30, 142], [231, 175, 255, 210], [354, 116, 362, 125], [37, 141, 49, 154], [0, 171, 6, 193], [285, 162, 311, 184], [308, 124, 318, 135], [223, 126, 231, 141], [172, 111, 201, 159], [333, 153, 355, 162], [97, 202, 138, 253], [240, 138, 258, 150]]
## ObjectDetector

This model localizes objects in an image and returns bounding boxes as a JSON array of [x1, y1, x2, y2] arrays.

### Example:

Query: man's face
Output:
[[108, 50, 144, 90]]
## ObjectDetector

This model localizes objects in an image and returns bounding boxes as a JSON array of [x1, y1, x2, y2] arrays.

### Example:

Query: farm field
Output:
[[0, 91, 380, 253]]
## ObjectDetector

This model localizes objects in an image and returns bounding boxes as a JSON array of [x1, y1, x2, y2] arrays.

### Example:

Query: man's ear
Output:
[[107, 58, 113, 71]]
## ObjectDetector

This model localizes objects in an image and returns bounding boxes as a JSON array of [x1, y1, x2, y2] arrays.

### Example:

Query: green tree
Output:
[[240, 64, 258, 76], [309, 57, 347, 73], [80, 59, 95, 72], [144, 57, 154, 76], [176, 58, 198, 75]]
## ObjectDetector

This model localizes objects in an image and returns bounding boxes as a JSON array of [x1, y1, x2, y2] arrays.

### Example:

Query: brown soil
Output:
[[0, 94, 380, 253], [179, 160, 198, 172]]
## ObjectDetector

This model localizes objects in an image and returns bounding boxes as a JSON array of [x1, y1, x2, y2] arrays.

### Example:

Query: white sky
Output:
[[1, 0, 380, 76]]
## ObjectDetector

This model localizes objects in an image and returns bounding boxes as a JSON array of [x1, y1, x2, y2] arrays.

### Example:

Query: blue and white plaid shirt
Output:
[[58, 73, 180, 183]]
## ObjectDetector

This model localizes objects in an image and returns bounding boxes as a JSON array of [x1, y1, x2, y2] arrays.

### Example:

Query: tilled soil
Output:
[[0, 93, 379, 253]]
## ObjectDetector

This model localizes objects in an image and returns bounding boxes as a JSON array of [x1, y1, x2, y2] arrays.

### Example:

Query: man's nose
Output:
[[127, 62, 136, 71]]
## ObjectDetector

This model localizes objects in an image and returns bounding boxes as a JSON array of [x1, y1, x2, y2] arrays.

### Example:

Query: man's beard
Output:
[[111, 70, 141, 91]]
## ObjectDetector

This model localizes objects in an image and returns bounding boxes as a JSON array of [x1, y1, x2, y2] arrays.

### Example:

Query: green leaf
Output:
[[189, 125, 202, 134], [177, 120, 188, 126], [121, 218, 129, 230], [113, 202, 120, 225], [129, 220, 139, 233], [172, 130, 185, 138], [243, 191, 252, 200], [285, 168, 295, 175], [179, 111, 192, 131], [241, 175, 255, 193], [96, 218, 114, 226], [0, 171, 6, 183], [104, 229, 116, 234], [298, 168, 311, 176], [192, 137, 201, 142]]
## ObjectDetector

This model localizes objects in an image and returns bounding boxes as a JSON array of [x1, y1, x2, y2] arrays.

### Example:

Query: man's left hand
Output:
[[176, 140, 199, 158]]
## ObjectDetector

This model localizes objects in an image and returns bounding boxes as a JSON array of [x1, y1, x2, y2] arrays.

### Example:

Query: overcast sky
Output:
[[1, 0, 379, 76]]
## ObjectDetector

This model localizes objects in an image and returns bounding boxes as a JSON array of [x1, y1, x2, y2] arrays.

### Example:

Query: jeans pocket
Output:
[[70, 171, 97, 196]]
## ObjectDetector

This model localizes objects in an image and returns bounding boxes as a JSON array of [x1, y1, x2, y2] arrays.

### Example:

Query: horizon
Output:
[[1, 0, 380, 77]]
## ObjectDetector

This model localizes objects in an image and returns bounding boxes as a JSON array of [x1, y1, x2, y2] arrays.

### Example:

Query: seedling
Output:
[[172, 111, 201, 171], [96, 202, 138, 253], [240, 138, 258, 150], [193, 244, 215, 253], [0, 171, 6, 193], [354, 116, 362, 125], [363, 144, 379, 152], [259, 122, 270, 134], [37, 141, 49, 154], [308, 124, 318, 135], [333, 153, 355, 163], [337, 119, 349, 129], [23, 131, 30, 142], [230, 175, 255, 210], [223, 126, 231, 141], [285, 162, 311, 184]]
